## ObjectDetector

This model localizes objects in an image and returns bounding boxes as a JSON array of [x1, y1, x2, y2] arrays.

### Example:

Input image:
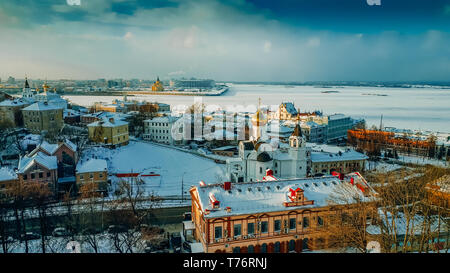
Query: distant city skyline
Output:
[[0, 0, 449, 81]]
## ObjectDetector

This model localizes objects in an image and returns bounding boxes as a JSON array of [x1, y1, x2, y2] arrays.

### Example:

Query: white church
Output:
[[22, 78, 67, 109], [226, 102, 367, 182], [226, 105, 311, 182]]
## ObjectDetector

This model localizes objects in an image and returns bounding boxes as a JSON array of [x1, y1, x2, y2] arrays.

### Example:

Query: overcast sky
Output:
[[0, 0, 449, 81]]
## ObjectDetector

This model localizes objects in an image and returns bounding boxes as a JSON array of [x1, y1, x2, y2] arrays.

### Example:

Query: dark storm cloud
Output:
[[0, 0, 449, 81]]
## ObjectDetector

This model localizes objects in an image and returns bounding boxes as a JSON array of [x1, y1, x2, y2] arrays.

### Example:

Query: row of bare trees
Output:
[[0, 177, 162, 253], [325, 166, 449, 253]]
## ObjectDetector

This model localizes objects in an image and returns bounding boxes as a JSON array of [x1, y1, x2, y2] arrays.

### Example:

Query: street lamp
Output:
[[181, 171, 187, 202]]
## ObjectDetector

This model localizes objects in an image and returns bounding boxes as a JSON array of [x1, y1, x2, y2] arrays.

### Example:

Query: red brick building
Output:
[[189, 172, 376, 253]]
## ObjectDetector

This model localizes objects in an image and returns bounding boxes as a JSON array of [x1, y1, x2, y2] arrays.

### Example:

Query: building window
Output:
[[47, 172, 51, 177], [234, 224, 241, 237], [215, 226, 222, 239], [31, 173, 35, 179], [39, 172, 43, 178], [90, 173, 94, 179], [80, 174, 84, 180], [274, 220, 281, 232], [23, 174, 27, 180], [248, 245, 254, 253], [261, 243, 267, 253], [260, 221, 268, 233], [259, 167, 262, 174], [247, 223, 255, 235], [289, 218, 296, 230], [317, 216, 324, 227], [303, 217, 309, 228]]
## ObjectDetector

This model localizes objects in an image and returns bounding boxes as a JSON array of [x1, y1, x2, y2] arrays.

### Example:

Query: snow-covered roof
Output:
[[311, 150, 367, 163], [87, 118, 128, 128], [22, 102, 63, 111], [18, 152, 58, 173], [194, 174, 372, 218], [64, 139, 77, 152], [281, 102, 298, 115], [212, 146, 237, 151], [76, 159, 108, 174], [0, 98, 29, 107], [33, 139, 77, 155], [0, 167, 17, 182], [40, 141, 59, 154], [144, 116, 179, 123], [205, 129, 237, 140], [328, 114, 348, 120], [64, 109, 81, 117], [190, 242, 204, 253], [82, 111, 131, 121]]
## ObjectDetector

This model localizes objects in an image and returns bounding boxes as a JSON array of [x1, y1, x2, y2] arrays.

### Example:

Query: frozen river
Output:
[[64, 84, 450, 133]]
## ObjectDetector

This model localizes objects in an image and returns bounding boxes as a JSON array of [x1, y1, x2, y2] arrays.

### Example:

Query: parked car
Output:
[[20, 232, 40, 241], [52, 227, 70, 237]]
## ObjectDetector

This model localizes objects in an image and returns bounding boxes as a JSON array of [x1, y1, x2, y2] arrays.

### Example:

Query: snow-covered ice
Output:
[[82, 141, 226, 197]]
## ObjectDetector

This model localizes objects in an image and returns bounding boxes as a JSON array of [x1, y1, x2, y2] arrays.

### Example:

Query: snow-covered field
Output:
[[82, 141, 226, 197], [64, 84, 450, 132]]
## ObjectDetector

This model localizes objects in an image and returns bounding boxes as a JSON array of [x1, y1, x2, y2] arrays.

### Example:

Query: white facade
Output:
[[143, 116, 180, 145], [227, 125, 311, 182]]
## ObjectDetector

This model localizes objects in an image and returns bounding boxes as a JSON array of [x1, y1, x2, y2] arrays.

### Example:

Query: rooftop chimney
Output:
[[209, 193, 220, 208], [223, 181, 231, 191]]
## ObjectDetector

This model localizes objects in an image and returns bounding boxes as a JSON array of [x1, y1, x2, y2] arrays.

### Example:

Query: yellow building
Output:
[[152, 77, 164, 91], [76, 159, 108, 193], [0, 98, 30, 128], [22, 102, 64, 135], [87, 117, 129, 147]]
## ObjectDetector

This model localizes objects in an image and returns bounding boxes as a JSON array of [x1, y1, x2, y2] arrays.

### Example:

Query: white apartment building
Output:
[[143, 116, 180, 145]]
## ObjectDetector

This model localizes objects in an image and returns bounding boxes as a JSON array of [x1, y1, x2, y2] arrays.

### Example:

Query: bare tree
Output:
[[78, 182, 104, 253], [26, 182, 53, 253], [325, 183, 378, 253]]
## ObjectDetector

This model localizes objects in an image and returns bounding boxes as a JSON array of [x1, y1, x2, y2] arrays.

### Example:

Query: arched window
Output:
[[233, 247, 241, 253], [289, 240, 296, 252], [274, 242, 281, 253], [261, 243, 267, 253], [303, 238, 309, 250], [248, 245, 254, 253]]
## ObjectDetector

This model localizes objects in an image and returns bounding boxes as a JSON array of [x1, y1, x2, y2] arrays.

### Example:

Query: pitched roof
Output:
[[0, 98, 30, 107], [18, 152, 58, 173], [194, 174, 374, 218], [76, 159, 107, 174], [32, 139, 77, 156], [310, 150, 368, 163], [0, 167, 17, 182], [22, 102, 63, 111], [282, 102, 298, 115], [87, 118, 128, 128], [291, 124, 302, 137]]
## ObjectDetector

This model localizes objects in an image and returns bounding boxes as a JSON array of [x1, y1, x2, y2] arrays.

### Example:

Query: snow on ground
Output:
[[82, 140, 226, 197], [365, 161, 404, 173], [396, 154, 449, 167]]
